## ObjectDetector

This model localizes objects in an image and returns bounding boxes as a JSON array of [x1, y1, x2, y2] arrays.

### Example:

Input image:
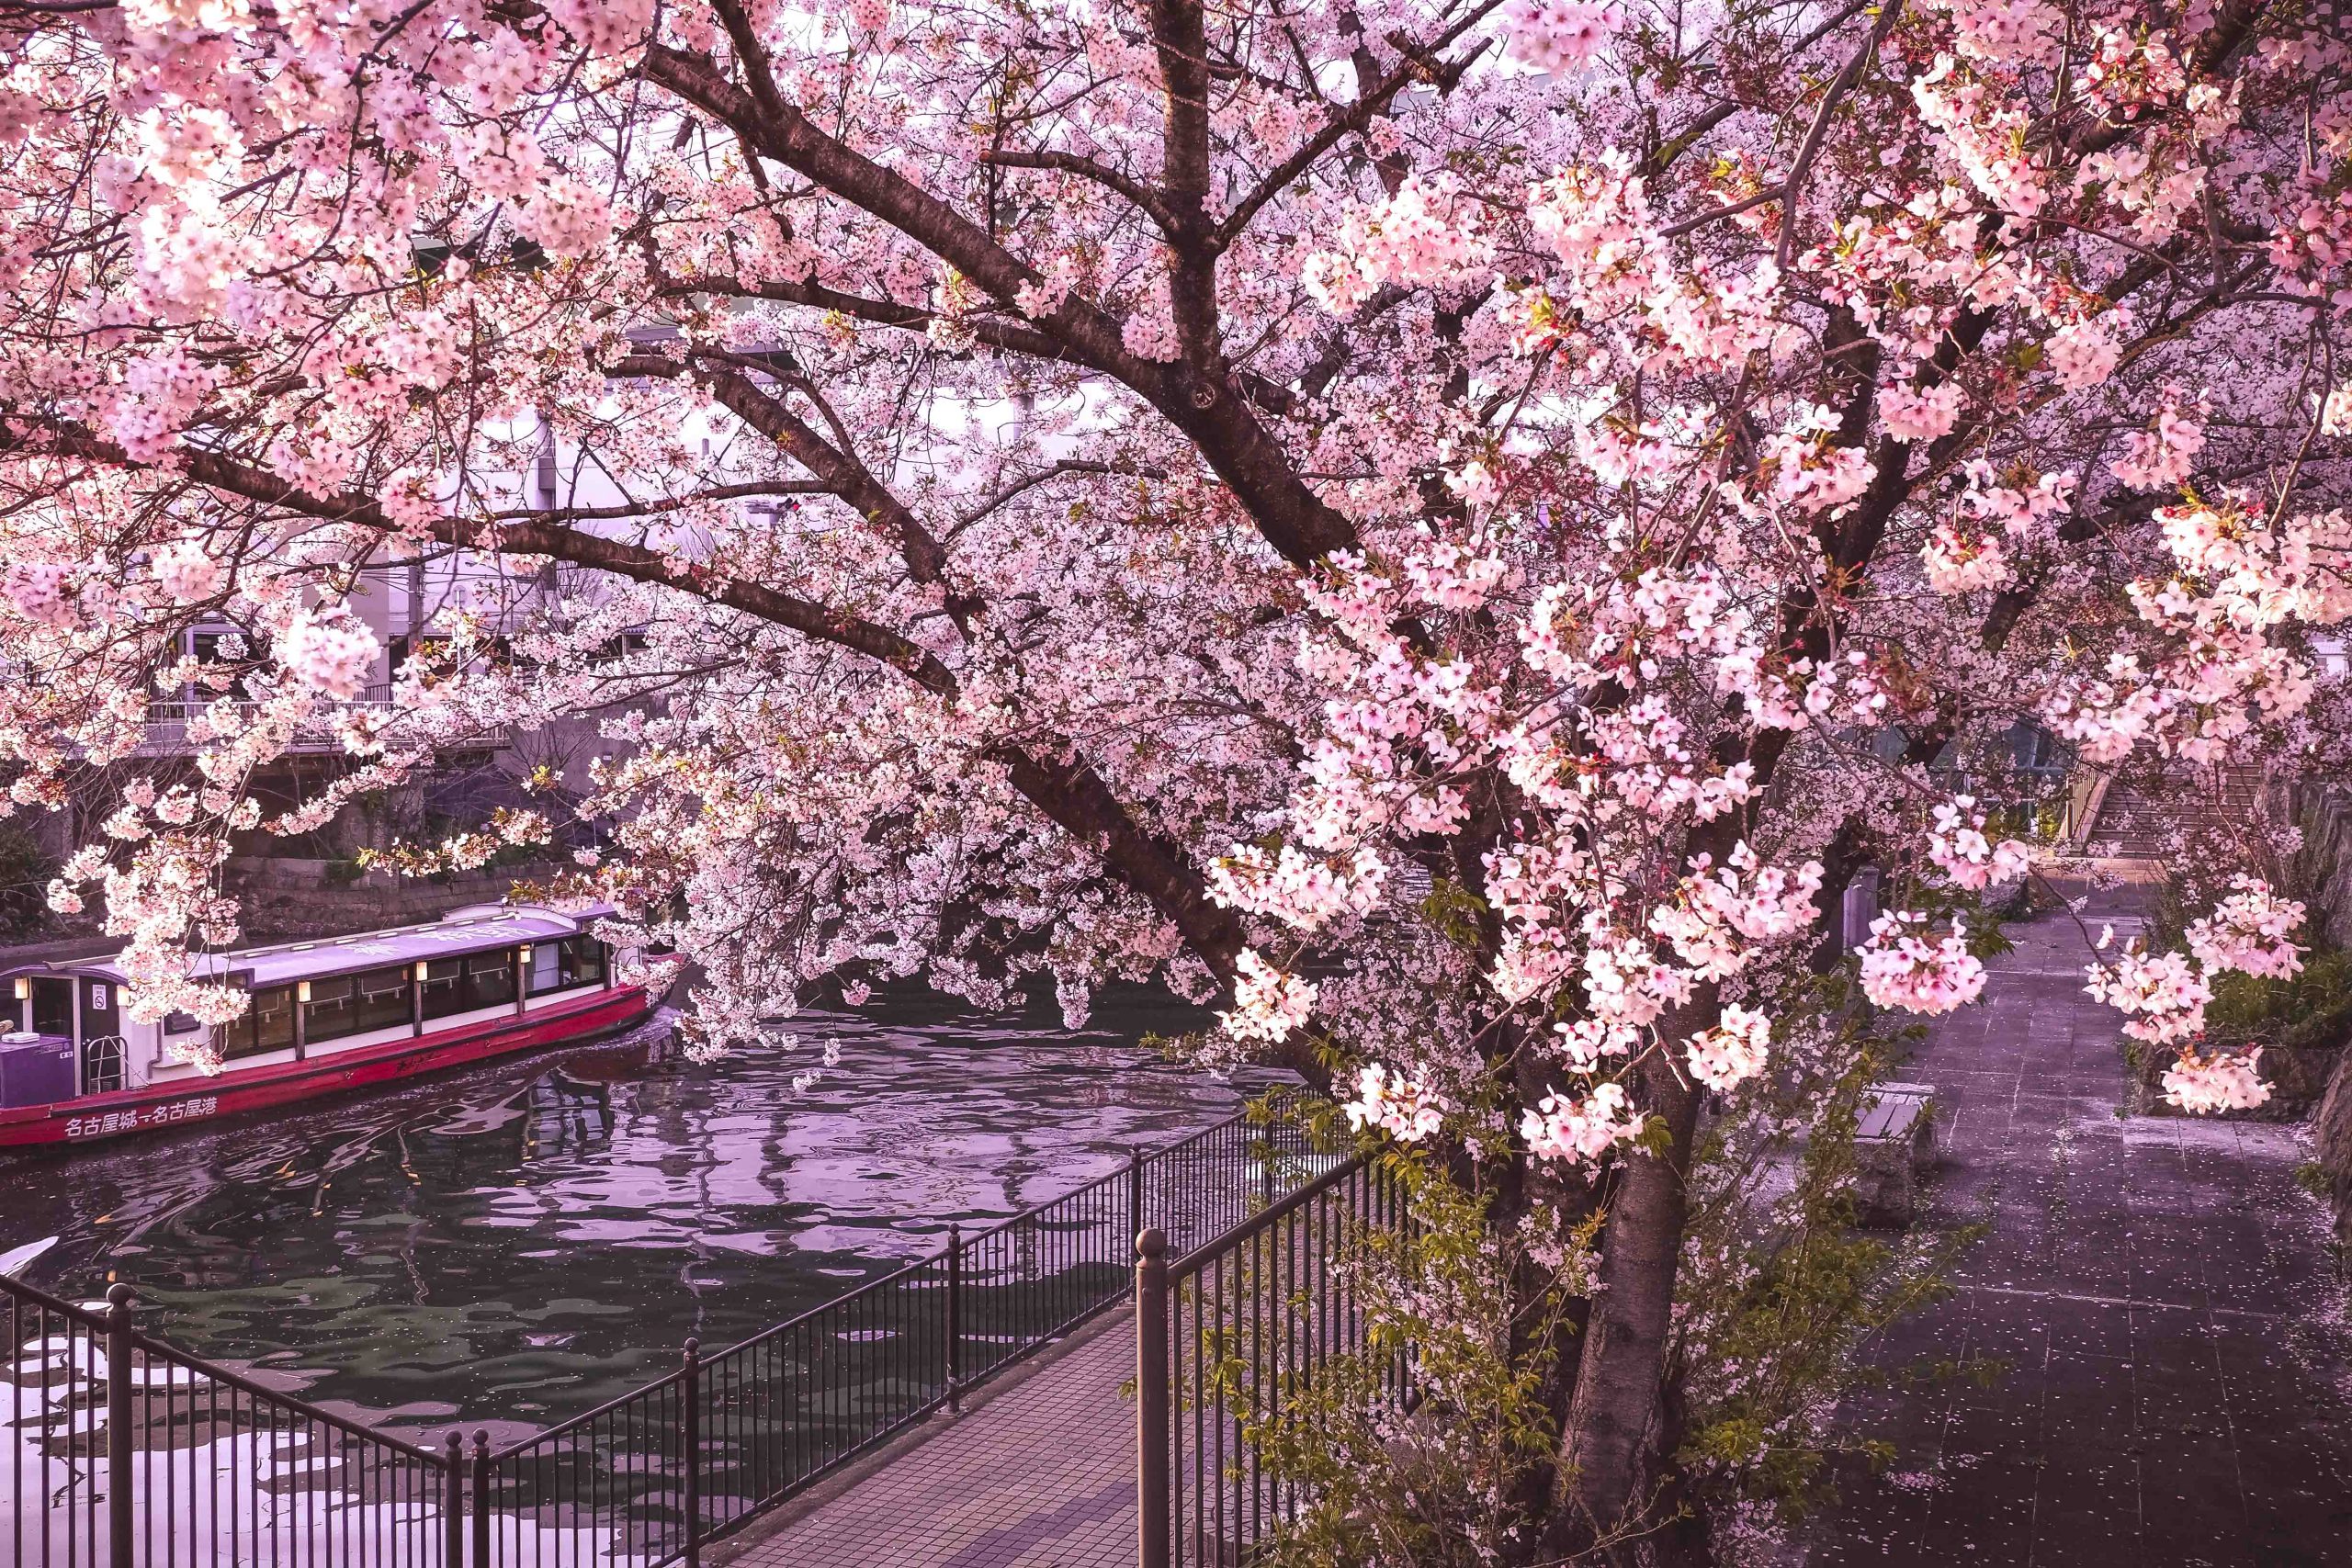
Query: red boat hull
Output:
[[0, 987, 653, 1150]]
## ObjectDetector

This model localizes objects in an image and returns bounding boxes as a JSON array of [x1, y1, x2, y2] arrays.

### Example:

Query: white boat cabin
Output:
[[0, 903, 626, 1106]]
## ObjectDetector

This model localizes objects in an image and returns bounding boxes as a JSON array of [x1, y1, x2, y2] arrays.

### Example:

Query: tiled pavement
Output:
[[1809, 874, 2352, 1566], [716, 873, 2352, 1568], [718, 1309, 1136, 1568]]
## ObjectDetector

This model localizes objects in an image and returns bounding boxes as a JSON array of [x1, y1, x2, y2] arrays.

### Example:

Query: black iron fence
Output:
[[4, 1276, 463, 1568], [469, 1108, 1321, 1565], [6, 1105, 1328, 1567], [1136, 1152, 1416, 1568]]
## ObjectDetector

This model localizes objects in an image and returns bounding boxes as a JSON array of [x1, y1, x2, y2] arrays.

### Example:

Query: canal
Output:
[[0, 986, 1238, 1439]]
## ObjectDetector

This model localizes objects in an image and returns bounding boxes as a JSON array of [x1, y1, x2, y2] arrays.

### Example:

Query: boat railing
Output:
[[1, 1102, 1331, 1568], [80, 1034, 125, 1096]]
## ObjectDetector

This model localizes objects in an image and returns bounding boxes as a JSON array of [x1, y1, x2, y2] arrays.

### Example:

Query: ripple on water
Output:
[[0, 989, 1237, 1426]]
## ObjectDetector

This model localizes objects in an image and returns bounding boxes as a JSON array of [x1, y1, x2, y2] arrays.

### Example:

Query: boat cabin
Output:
[[0, 902, 625, 1110]]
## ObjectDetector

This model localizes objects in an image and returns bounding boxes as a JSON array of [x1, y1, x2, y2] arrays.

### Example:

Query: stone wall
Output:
[[2297, 784, 2352, 950], [2293, 785, 2352, 1239], [223, 857, 553, 940]]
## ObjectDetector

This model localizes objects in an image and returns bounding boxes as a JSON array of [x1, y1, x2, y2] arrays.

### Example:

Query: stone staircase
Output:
[[2086, 766, 2267, 861]]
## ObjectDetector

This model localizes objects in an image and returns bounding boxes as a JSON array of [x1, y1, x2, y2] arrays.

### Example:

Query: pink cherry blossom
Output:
[[277, 604, 379, 701], [1521, 1082, 1644, 1165], [1926, 795, 2030, 889], [2183, 875, 2305, 980], [1880, 381, 1963, 443], [1501, 1, 1623, 74], [2084, 945, 2212, 1044], [1341, 1062, 1448, 1144], [2160, 1047, 2269, 1114], [1685, 1005, 1770, 1091], [1858, 912, 1988, 1015], [1219, 950, 1317, 1044]]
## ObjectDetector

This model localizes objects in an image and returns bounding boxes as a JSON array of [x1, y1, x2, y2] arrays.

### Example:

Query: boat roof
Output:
[[4, 902, 616, 989]]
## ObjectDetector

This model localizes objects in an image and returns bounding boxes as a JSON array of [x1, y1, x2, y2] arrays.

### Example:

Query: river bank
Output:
[[0, 985, 1241, 1438]]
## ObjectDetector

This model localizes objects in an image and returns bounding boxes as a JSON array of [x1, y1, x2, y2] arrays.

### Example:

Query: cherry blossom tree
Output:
[[0, 0, 2345, 1552]]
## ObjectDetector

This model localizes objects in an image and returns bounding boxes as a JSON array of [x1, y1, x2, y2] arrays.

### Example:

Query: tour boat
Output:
[[0, 903, 654, 1151]]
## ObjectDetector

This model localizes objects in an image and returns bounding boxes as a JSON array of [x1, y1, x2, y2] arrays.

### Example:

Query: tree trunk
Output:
[[1547, 1052, 1704, 1560]]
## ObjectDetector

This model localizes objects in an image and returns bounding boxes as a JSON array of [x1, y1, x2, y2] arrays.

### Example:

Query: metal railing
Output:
[[4, 1106, 1332, 1567], [4, 1276, 464, 1568], [139, 687, 507, 757], [468, 1107, 1318, 1566], [1136, 1152, 1415, 1568]]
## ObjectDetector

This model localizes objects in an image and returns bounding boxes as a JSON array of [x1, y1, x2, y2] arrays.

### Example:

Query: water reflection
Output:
[[0, 986, 1234, 1430]]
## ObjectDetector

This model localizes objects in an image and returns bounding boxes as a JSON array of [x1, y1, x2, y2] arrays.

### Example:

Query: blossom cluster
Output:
[[1342, 1062, 1448, 1144], [1856, 912, 1987, 1016], [1685, 1006, 1771, 1092], [1925, 796, 2030, 890], [2082, 873, 2306, 1111]]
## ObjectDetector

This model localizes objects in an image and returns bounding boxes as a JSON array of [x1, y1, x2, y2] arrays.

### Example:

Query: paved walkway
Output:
[[717, 1310, 1136, 1568], [1810, 878, 2352, 1566], [716, 877, 2352, 1568]]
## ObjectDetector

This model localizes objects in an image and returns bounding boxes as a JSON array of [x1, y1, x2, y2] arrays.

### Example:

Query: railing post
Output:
[[1128, 1146, 1146, 1248], [444, 1432, 466, 1568], [681, 1337, 702, 1568], [106, 1284, 133, 1568], [1136, 1228, 1170, 1568], [471, 1430, 492, 1568], [945, 1223, 964, 1411]]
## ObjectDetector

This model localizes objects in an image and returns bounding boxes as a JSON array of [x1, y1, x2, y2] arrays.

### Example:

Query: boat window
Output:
[[30, 979, 71, 1036], [566, 935, 606, 987], [421, 958, 467, 1021], [354, 966, 413, 1032], [462, 952, 515, 1011], [423, 952, 515, 1021], [163, 1010, 201, 1035], [527, 935, 605, 996], [214, 986, 295, 1060], [303, 974, 360, 1043], [254, 987, 296, 1055], [305, 964, 413, 1043]]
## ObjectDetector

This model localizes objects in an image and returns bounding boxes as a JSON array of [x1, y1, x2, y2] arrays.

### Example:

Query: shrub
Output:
[[2204, 946, 2352, 1052]]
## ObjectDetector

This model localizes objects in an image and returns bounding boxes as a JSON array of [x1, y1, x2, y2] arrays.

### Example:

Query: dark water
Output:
[[0, 987, 1237, 1434]]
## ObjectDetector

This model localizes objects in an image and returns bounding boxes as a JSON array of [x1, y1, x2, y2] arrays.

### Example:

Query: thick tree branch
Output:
[[1208, 5, 1501, 253], [1147, 0, 1220, 366], [610, 350, 971, 621], [639, 38, 1358, 566], [11, 420, 1248, 982], [652, 270, 1071, 361], [978, 148, 1180, 234]]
